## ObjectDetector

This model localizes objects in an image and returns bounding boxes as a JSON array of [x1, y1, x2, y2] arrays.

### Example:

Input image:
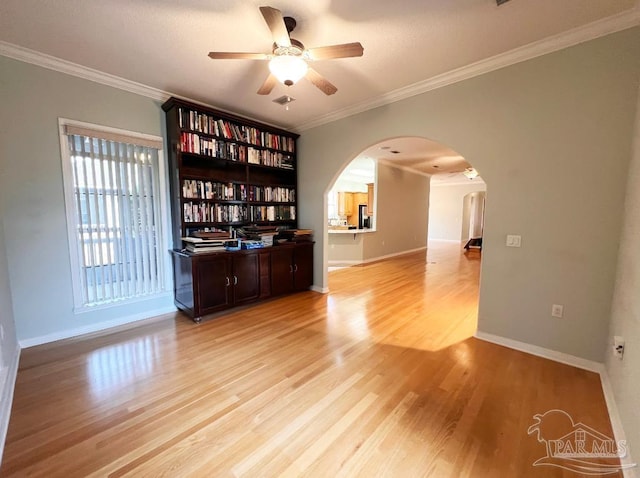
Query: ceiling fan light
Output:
[[269, 55, 308, 86]]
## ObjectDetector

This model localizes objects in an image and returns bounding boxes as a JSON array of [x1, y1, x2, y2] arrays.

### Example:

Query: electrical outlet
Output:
[[613, 336, 625, 360], [551, 304, 564, 318]]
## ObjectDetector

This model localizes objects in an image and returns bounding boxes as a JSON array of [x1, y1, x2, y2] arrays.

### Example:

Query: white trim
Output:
[[0, 41, 168, 101], [296, 9, 640, 131], [58, 118, 170, 309], [328, 260, 363, 267], [0, 42, 288, 131], [18, 305, 177, 348], [328, 246, 428, 268], [310, 285, 329, 294], [72, 292, 173, 315], [0, 345, 20, 465], [474, 331, 604, 373], [599, 371, 636, 478], [2, 9, 638, 134], [364, 246, 427, 263]]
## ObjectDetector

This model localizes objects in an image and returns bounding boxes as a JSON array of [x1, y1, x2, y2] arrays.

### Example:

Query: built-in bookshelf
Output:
[[162, 97, 299, 247]]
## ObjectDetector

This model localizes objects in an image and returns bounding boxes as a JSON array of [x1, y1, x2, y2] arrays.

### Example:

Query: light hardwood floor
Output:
[[1, 242, 619, 477]]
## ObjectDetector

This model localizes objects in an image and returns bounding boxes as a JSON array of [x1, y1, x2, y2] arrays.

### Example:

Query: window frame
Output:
[[58, 118, 172, 312]]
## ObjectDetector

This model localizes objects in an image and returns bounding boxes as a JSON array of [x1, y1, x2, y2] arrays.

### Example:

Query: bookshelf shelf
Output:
[[163, 97, 300, 245]]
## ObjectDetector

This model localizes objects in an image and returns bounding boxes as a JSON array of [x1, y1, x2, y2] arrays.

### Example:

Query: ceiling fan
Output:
[[208, 6, 364, 96]]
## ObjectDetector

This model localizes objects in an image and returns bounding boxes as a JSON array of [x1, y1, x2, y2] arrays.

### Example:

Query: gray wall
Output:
[[362, 162, 429, 260], [328, 162, 430, 265], [429, 182, 487, 241], [606, 88, 640, 466], [298, 27, 640, 362], [0, 56, 174, 344], [328, 233, 364, 265]]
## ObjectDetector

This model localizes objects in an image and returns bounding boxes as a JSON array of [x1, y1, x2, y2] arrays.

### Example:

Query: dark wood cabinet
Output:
[[195, 254, 232, 314], [172, 243, 313, 322], [271, 242, 314, 296], [292, 242, 314, 291], [271, 246, 295, 296], [232, 252, 261, 305]]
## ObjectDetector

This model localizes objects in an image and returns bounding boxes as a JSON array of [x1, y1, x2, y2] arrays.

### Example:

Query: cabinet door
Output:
[[293, 243, 314, 291], [367, 183, 374, 216], [344, 192, 353, 215], [195, 255, 232, 315], [338, 192, 354, 216], [271, 247, 294, 296], [232, 252, 260, 305]]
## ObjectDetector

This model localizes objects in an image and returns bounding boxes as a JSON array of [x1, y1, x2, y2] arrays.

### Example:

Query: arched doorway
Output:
[[324, 135, 486, 345]]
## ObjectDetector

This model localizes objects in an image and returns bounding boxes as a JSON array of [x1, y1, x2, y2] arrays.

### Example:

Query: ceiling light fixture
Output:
[[269, 54, 308, 86], [463, 167, 479, 180]]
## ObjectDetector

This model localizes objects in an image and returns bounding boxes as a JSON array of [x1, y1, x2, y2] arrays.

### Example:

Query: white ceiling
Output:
[[1, 0, 638, 178], [341, 138, 485, 186]]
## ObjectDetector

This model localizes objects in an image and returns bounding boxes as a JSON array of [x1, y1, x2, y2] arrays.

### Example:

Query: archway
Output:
[[323, 136, 485, 276]]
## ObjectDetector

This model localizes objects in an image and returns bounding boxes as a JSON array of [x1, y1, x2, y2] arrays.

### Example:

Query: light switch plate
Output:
[[506, 234, 521, 247]]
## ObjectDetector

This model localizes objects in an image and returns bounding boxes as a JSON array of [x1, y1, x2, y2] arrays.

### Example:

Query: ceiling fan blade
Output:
[[306, 42, 364, 61], [208, 52, 269, 60], [306, 67, 337, 96], [257, 74, 278, 95], [259, 6, 291, 48]]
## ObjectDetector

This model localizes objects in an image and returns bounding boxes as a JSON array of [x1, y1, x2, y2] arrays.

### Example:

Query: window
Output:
[[327, 190, 338, 220], [60, 120, 167, 309]]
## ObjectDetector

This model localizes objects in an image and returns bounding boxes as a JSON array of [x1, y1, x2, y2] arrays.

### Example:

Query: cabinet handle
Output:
[[294, 264, 298, 272], [226, 277, 230, 287], [289, 265, 293, 273], [234, 275, 238, 285]]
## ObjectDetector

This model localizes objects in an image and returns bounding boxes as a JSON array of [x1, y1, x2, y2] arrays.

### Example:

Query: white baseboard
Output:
[[599, 371, 637, 478], [329, 246, 428, 269], [474, 331, 604, 373], [0, 345, 20, 465], [18, 305, 177, 348], [310, 285, 329, 294], [363, 246, 427, 264], [328, 260, 362, 267]]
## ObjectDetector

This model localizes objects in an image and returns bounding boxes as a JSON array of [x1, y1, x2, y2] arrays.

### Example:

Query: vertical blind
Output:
[[64, 125, 164, 306]]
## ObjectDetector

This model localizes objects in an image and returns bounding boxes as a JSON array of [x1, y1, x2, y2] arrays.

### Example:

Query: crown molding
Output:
[[297, 8, 640, 131], [0, 41, 170, 102], [0, 41, 290, 131], [1, 7, 638, 134]]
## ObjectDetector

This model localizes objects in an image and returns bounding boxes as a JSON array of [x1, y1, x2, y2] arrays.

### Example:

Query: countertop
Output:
[[328, 228, 375, 234]]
